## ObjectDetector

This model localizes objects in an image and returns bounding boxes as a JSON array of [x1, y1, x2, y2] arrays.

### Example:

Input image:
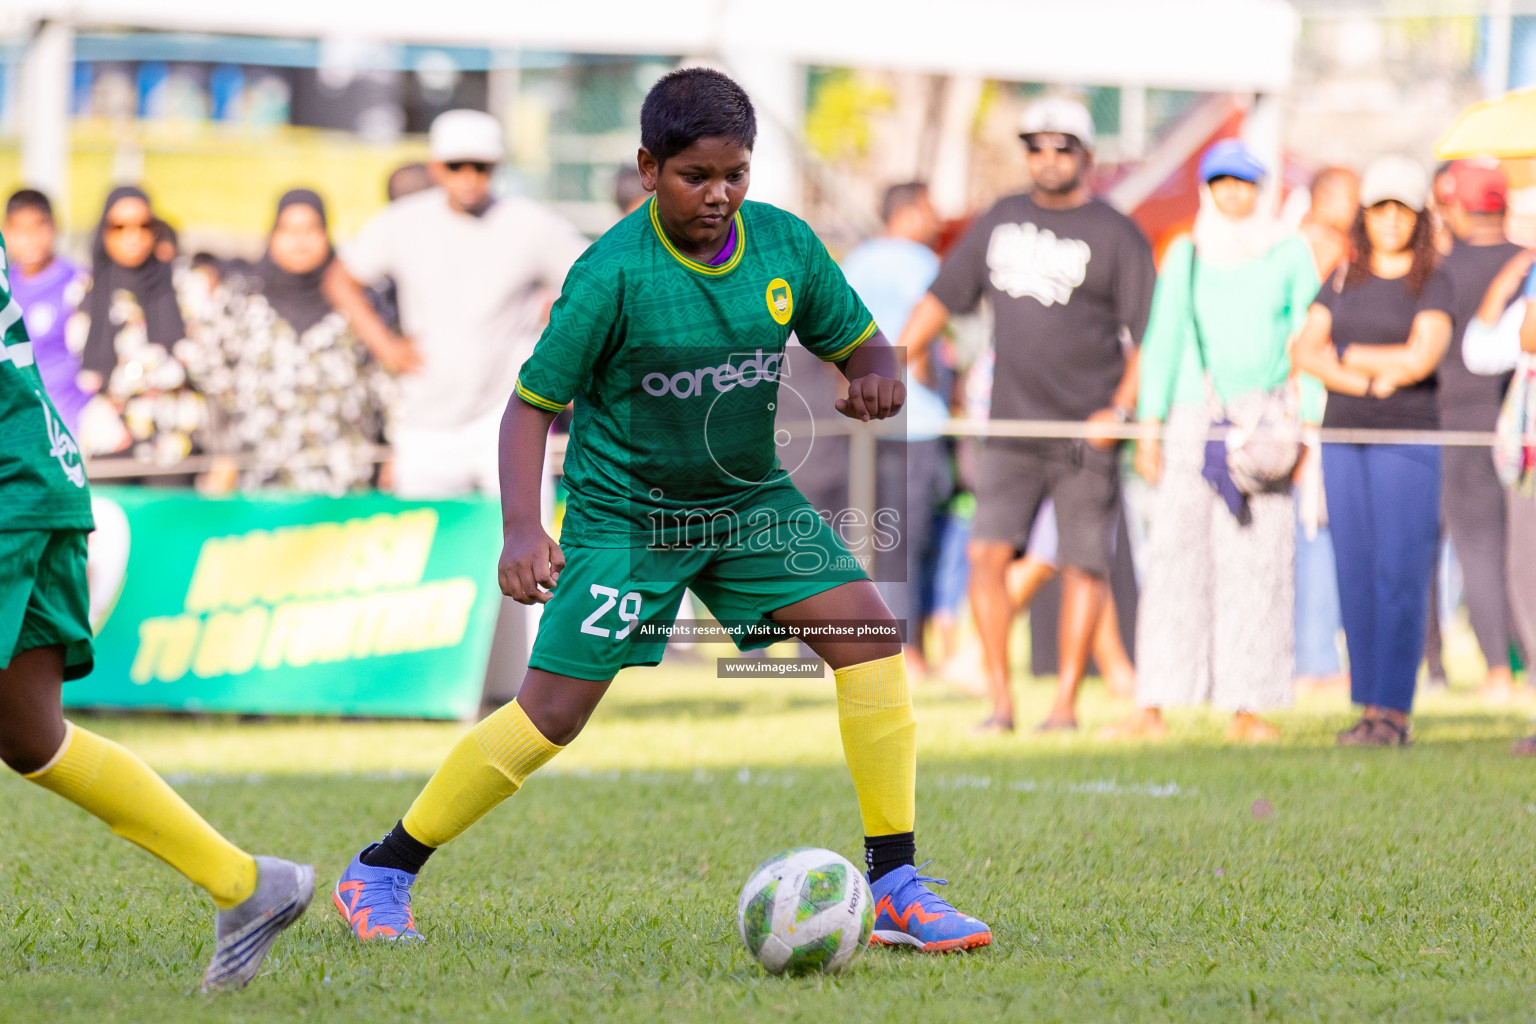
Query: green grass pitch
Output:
[[5, 648, 1536, 1022]]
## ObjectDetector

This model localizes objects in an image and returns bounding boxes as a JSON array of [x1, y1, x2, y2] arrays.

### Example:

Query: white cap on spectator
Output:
[[1019, 97, 1096, 150], [1359, 155, 1429, 212], [429, 109, 505, 163]]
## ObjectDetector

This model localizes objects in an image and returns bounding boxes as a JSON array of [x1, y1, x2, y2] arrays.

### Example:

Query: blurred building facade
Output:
[[0, 1, 1293, 249], [1, 1, 1531, 256], [0, 32, 676, 247]]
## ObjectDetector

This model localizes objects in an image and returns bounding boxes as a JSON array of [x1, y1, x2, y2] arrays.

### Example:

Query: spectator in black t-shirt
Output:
[[1431, 162, 1526, 701], [1295, 156, 1454, 747], [897, 97, 1156, 732]]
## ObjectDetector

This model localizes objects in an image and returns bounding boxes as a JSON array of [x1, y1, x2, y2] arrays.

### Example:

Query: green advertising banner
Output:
[[64, 487, 503, 720]]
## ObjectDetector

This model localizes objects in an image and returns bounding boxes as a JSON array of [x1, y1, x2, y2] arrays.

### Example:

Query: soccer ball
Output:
[[736, 847, 875, 975]]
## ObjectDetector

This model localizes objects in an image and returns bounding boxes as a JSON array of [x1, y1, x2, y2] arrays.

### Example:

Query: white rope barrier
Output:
[[80, 420, 1513, 481], [769, 418, 1502, 447], [83, 445, 394, 480]]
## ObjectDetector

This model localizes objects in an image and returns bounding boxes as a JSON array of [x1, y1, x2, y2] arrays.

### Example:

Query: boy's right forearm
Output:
[[500, 399, 560, 529]]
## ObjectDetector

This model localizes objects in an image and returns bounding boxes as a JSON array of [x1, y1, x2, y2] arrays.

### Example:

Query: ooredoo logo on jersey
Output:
[[641, 349, 784, 400]]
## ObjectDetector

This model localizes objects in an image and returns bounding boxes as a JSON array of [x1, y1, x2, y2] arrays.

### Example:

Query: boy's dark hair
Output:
[[6, 188, 53, 220], [880, 182, 928, 226], [190, 251, 220, 272], [640, 67, 756, 168]]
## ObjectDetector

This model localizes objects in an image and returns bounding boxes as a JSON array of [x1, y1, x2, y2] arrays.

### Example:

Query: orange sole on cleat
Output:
[[872, 931, 993, 953], [332, 890, 350, 922], [923, 932, 993, 953]]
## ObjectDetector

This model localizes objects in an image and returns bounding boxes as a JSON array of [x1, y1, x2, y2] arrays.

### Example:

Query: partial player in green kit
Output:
[[0, 229, 313, 991], [334, 67, 993, 954]]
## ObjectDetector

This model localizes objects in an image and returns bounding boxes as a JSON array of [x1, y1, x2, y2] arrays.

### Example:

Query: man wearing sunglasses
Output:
[[896, 97, 1155, 733], [326, 109, 588, 498]]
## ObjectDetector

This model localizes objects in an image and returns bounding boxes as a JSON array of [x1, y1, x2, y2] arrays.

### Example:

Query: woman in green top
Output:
[[1102, 140, 1319, 744]]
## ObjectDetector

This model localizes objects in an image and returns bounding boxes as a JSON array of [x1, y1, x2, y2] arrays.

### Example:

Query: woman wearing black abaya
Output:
[[75, 185, 204, 467], [186, 189, 391, 495]]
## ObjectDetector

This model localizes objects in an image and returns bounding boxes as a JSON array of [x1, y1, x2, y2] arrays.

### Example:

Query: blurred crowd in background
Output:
[[12, 90, 1536, 752], [5, 31, 1536, 749]]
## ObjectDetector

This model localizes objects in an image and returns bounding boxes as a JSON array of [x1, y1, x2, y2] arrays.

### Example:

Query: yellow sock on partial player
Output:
[[835, 653, 916, 837], [24, 722, 258, 909], [401, 700, 564, 849]]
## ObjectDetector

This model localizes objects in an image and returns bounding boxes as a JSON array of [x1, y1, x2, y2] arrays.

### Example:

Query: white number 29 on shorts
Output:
[[580, 585, 643, 640]]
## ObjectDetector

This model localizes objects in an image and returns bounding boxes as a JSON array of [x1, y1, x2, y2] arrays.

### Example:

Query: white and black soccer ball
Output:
[[736, 847, 875, 975]]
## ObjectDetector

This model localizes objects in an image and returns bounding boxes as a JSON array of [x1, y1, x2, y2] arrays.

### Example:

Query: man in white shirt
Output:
[[327, 109, 589, 497], [1463, 248, 1536, 746]]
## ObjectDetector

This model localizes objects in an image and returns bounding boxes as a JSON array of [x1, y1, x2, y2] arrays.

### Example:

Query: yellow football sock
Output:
[[24, 722, 258, 909], [401, 700, 564, 849], [835, 654, 916, 837]]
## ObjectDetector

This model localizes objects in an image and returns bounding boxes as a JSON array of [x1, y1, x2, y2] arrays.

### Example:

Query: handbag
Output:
[[1494, 351, 1536, 495], [1187, 247, 1304, 495]]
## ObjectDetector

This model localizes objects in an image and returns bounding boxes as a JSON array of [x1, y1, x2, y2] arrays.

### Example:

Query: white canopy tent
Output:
[[5, 0, 1298, 90], [6, 0, 1299, 208]]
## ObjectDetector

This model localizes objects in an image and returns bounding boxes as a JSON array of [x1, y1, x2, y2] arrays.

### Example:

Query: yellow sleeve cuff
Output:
[[818, 320, 878, 363], [515, 379, 568, 412]]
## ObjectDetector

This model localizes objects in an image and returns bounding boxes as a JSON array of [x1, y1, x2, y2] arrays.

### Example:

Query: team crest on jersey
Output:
[[765, 278, 793, 325], [38, 392, 86, 488]]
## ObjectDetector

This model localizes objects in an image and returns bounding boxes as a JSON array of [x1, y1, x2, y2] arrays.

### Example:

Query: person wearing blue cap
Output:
[[1101, 139, 1321, 744]]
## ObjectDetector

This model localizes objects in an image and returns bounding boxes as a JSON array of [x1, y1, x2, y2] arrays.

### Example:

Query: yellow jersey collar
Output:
[[647, 197, 747, 277]]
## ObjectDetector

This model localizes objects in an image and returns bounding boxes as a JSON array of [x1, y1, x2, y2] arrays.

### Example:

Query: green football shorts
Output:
[[528, 505, 868, 681], [0, 530, 94, 680]]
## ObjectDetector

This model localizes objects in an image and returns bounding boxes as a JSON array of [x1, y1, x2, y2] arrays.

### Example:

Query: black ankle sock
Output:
[[360, 820, 435, 874], [865, 832, 916, 883]]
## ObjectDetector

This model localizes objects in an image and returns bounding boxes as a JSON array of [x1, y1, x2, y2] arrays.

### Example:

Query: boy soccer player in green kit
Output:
[[0, 234, 314, 990], [335, 68, 992, 954]]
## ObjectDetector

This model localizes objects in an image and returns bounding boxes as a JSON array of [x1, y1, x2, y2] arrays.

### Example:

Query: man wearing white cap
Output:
[[326, 109, 589, 497], [896, 96, 1155, 733]]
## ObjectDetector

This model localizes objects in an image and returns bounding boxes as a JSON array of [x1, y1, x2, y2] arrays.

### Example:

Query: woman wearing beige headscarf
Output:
[[1104, 140, 1320, 744]]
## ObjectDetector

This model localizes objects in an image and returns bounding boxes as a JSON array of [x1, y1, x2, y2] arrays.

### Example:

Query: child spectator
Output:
[[3, 190, 90, 434]]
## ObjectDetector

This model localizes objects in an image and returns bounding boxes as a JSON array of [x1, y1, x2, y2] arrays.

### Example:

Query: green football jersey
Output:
[[516, 198, 876, 548], [0, 233, 93, 533]]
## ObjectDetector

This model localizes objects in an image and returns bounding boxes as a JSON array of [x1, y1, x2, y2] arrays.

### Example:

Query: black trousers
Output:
[[1509, 491, 1536, 667], [874, 439, 954, 639], [1442, 445, 1512, 670]]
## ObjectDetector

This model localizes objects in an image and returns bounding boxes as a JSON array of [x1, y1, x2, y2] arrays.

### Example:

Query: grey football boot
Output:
[[202, 856, 316, 992]]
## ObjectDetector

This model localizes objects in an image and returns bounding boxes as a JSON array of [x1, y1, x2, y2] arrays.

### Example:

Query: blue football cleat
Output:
[[333, 845, 423, 943], [869, 862, 992, 953]]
